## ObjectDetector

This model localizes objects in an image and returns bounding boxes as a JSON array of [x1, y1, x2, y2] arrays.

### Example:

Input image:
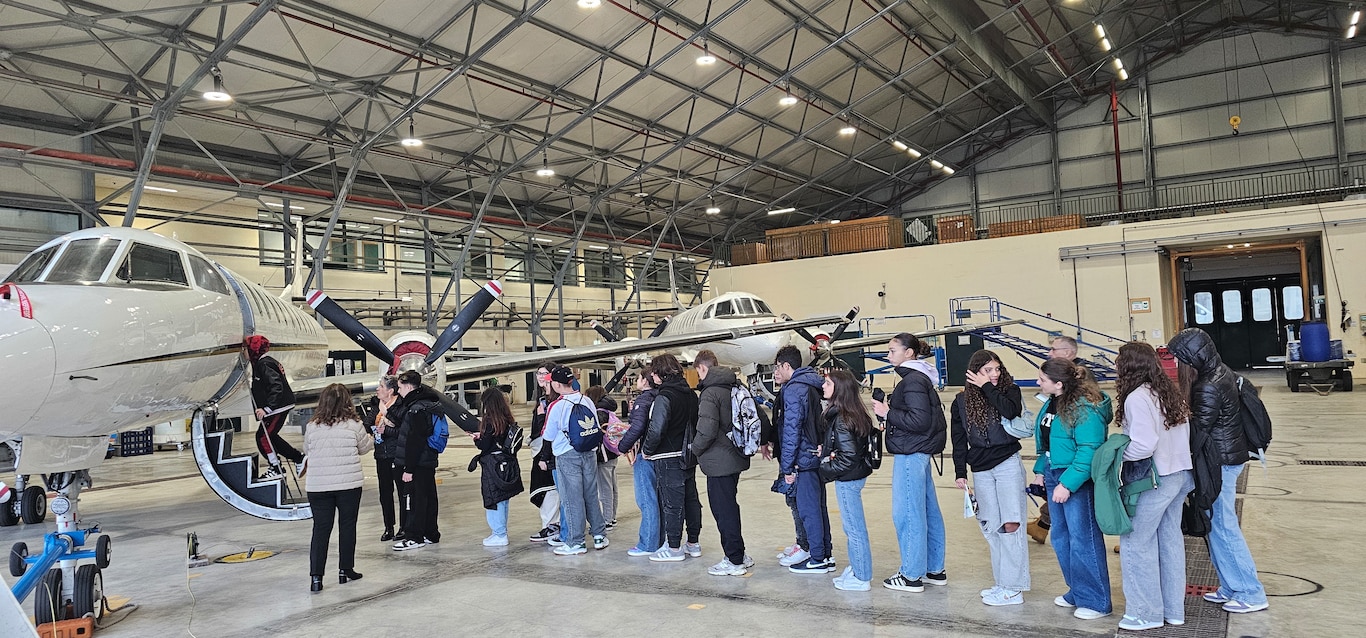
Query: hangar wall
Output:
[[711, 200, 1366, 360], [900, 33, 1364, 220]]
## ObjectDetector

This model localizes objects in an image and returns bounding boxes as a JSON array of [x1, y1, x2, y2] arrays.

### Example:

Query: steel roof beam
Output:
[[921, 0, 1052, 123]]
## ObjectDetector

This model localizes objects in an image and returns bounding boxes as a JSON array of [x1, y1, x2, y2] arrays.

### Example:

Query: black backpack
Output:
[[1234, 375, 1273, 459]]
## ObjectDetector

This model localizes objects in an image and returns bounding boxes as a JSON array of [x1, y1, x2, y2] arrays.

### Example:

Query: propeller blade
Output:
[[590, 320, 619, 343], [604, 363, 634, 394], [437, 393, 480, 433], [793, 326, 820, 345], [307, 290, 395, 365], [648, 316, 671, 338], [828, 306, 860, 342], [425, 281, 503, 366]]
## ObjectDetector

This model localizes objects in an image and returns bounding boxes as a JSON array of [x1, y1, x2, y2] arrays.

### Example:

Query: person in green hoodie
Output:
[[1032, 358, 1112, 620]]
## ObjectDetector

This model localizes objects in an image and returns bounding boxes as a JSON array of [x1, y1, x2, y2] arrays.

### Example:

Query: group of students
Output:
[[294, 326, 1269, 633]]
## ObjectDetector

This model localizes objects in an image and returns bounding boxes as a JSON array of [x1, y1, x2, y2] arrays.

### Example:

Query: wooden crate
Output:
[[765, 225, 827, 261], [988, 214, 1085, 238], [826, 216, 905, 255], [729, 242, 769, 266], [935, 214, 976, 243]]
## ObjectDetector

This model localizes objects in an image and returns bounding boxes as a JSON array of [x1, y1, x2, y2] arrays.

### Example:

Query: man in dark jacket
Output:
[[775, 345, 834, 574], [390, 370, 445, 551], [245, 335, 303, 479], [690, 350, 753, 576], [644, 355, 702, 562], [1167, 328, 1268, 614]]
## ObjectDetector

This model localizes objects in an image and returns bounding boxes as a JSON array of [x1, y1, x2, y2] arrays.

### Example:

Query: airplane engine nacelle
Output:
[[385, 330, 446, 390]]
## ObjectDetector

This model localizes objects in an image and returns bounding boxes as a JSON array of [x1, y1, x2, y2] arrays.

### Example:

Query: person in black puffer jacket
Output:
[[690, 350, 751, 575], [360, 375, 404, 542], [471, 386, 523, 547], [527, 362, 562, 544], [872, 332, 948, 592], [819, 370, 875, 591], [389, 370, 445, 551], [643, 355, 702, 562], [949, 350, 1029, 605], [1166, 328, 1267, 614]]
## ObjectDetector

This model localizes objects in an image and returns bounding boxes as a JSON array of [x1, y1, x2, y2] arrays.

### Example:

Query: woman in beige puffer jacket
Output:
[[305, 383, 374, 592]]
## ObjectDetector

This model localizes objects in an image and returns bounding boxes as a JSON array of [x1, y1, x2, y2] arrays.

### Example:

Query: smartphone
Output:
[[872, 388, 886, 403]]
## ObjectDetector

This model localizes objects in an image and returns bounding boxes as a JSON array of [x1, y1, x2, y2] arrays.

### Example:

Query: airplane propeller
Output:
[[590, 320, 619, 343], [604, 362, 635, 394], [423, 281, 503, 367], [599, 317, 671, 393], [807, 306, 860, 368]]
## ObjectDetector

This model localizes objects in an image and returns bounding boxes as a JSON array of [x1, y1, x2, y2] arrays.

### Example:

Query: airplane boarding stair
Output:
[[949, 296, 1121, 382], [191, 409, 310, 521]]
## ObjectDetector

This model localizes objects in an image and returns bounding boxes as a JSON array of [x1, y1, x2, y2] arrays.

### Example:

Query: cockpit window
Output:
[[118, 243, 188, 286], [753, 299, 773, 315], [6, 244, 59, 283], [44, 237, 121, 283], [736, 298, 756, 315], [188, 255, 229, 295], [714, 300, 735, 317]]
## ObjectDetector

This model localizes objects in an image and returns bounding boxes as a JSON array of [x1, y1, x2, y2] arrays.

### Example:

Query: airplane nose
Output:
[[0, 304, 55, 436]]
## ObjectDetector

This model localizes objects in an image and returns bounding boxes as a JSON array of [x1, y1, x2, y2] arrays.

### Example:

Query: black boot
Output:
[[339, 568, 363, 584], [310, 575, 323, 592], [380, 528, 394, 542]]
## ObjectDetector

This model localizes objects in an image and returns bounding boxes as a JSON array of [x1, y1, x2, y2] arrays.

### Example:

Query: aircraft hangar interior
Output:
[[0, 1, 1360, 636]]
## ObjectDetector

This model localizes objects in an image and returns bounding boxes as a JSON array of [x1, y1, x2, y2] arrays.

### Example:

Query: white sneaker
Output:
[[980, 585, 1003, 598], [1054, 595, 1075, 608], [482, 534, 509, 547], [294, 456, 308, 478], [391, 539, 426, 551], [776, 543, 800, 560], [593, 535, 610, 550], [833, 573, 871, 591], [649, 546, 686, 562], [1073, 607, 1110, 620], [1118, 615, 1163, 631], [983, 589, 1023, 606], [553, 544, 588, 556], [626, 546, 654, 557], [684, 542, 702, 558], [778, 548, 810, 567], [707, 559, 747, 576]]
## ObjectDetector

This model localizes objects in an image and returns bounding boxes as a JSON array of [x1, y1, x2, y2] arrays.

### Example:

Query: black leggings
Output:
[[308, 487, 361, 575]]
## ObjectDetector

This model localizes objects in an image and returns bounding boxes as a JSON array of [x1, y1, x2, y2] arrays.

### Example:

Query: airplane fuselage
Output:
[[660, 291, 808, 370]]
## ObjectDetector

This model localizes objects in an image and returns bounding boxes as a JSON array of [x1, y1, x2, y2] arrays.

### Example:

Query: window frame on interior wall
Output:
[[583, 248, 626, 289], [257, 211, 385, 273]]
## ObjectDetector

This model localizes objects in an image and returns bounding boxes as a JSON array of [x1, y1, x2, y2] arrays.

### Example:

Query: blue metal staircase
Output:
[[949, 296, 1122, 382]]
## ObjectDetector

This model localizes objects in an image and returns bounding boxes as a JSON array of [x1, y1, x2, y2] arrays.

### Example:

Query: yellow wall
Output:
[[712, 201, 1366, 359]]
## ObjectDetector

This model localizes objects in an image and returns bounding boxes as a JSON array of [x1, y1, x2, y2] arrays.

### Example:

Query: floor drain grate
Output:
[[1185, 584, 1218, 596], [1298, 460, 1366, 466]]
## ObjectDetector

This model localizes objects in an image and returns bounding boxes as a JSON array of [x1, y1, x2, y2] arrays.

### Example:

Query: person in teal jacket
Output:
[[1031, 358, 1112, 620]]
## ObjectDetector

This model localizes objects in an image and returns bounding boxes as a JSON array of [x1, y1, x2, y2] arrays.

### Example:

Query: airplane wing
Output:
[[829, 319, 1027, 354], [291, 312, 848, 401]]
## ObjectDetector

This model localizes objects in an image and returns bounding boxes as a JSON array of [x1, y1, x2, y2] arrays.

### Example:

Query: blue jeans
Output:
[[1121, 469, 1193, 624], [633, 457, 661, 550], [891, 453, 946, 579], [835, 479, 872, 581], [1208, 464, 1267, 605], [556, 448, 605, 546], [1045, 463, 1112, 613], [793, 470, 831, 561], [485, 499, 509, 537]]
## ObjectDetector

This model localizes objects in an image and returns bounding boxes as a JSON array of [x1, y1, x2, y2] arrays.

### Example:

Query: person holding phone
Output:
[[528, 363, 562, 543]]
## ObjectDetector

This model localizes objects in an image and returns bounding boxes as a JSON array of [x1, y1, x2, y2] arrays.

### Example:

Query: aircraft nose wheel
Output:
[[8, 541, 26, 577], [34, 567, 66, 625], [74, 564, 105, 619], [21, 485, 47, 524], [95, 534, 112, 569]]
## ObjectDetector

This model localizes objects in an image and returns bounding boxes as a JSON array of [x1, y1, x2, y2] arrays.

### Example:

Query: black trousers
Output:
[[656, 457, 702, 548], [706, 473, 746, 565], [375, 458, 405, 532], [256, 411, 303, 464], [308, 487, 361, 575], [405, 467, 440, 543]]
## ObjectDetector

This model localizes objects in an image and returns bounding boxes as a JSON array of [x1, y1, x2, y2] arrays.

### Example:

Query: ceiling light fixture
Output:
[[706, 196, 721, 215], [588, 244, 609, 250], [839, 125, 857, 136], [1114, 58, 1124, 70], [536, 153, 555, 177], [1100, 38, 1112, 52], [779, 93, 799, 107], [398, 229, 417, 235], [907, 147, 922, 158], [203, 67, 232, 102], [144, 186, 178, 193], [1350, 24, 1359, 39], [929, 159, 944, 169], [400, 118, 423, 147], [265, 202, 305, 211], [829, 219, 841, 224], [1118, 68, 1129, 81], [1095, 24, 1106, 39], [373, 216, 399, 223], [577, 0, 601, 8], [767, 207, 796, 215], [940, 165, 956, 175], [697, 42, 717, 65], [533, 237, 552, 243], [891, 140, 908, 151]]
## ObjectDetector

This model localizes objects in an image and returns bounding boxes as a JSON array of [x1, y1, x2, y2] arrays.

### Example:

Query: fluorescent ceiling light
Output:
[[1118, 68, 1129, 81], [778, 94, 798, 107], [372, 216, 399, 223], [940, 165, 956, 175], [929, 159, 944, 169], [907, 148, 922, 158], [475, 229, 487, 234], [705, 206, 721, 215], [1095, 24, 1106, 38], [839, 125, 857, 136], [1354, 10, 1362, 24], [588, 244, 609, 250], [1113, 58, 1124, 69], [1100, 38, 1112, 52], [265, 202, 305, 211], [679, 256, 696, 262], [577, 0, 601, 7], [399, 229, 417, 235], [768, 207, 796, 215], [144, 186, 178, 193], [891, 140, 908, 151], [829, 220, 841, 224], [533, 237, 552, 243], [1350, 24, 1359, 39]]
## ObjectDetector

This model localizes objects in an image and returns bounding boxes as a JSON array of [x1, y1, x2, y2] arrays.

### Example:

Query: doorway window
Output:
[[1221, 290, 1243, 323], [1251, 288, 1273, 322], [1282, 286, 1304, 320], [1193, 292, 1214, 325]]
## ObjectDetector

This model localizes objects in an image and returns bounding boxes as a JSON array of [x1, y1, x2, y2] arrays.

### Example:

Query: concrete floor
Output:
[[0, 370, 1353, 637]]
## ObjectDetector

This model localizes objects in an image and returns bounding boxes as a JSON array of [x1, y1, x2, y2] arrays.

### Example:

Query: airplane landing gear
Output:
[[7, 470, 113, 624]]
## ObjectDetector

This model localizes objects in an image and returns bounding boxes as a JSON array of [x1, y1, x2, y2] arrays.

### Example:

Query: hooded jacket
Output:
[[618, 387, 657, 453], [393, 385, 445, 470], [777, 366, 825, 474], [643, 377, 698, 460], [250, 356, 295, 415], [691, 366, 751, 477], [885, 363, 948, 457], [1167, 328, 1247, 466]]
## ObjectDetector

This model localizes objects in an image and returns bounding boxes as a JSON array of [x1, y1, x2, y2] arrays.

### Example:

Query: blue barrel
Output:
[[1300, 322, 1331, 362]]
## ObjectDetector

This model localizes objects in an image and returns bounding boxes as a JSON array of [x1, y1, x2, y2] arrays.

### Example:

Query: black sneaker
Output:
[[788, 557, 835, 574], [604, 519, 617, 532], [925, 570, 948, 586], [530, 526, 556, 542], [380, 528, 394, 542], [883, 573, 925, 592]]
